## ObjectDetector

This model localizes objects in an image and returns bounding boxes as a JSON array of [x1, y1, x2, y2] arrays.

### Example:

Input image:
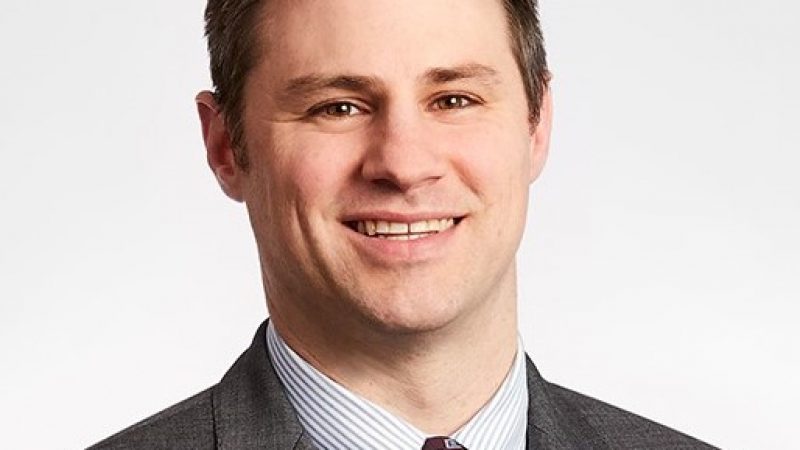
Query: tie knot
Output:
[[421, 436, 467, 450]]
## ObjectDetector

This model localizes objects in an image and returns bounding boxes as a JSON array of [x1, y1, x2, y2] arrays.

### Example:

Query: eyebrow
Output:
[[420, 63, 501, 86], [279, 63, 501, 103], [280, 74, 382, 103]]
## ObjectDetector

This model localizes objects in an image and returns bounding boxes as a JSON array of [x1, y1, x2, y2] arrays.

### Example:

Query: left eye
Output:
[[433, 95, 474, 110]]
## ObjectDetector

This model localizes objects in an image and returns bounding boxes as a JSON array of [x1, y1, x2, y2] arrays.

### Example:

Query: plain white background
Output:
[[1, 1, 797, 448]]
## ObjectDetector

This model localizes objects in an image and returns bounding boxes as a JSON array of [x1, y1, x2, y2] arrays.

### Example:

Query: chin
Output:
[[354, 290, 466, 335]]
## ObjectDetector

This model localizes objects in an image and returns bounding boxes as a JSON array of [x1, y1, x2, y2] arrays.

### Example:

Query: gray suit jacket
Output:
[[89, 321, 716, 449]]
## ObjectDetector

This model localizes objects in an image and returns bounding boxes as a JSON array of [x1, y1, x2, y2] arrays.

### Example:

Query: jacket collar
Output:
[[212, 320, 606, 450], [525, 356, 608, 449], [212, 320, 315, 450]]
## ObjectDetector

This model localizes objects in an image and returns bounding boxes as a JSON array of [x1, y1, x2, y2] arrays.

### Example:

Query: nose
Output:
[[360, 108, 445, 192]]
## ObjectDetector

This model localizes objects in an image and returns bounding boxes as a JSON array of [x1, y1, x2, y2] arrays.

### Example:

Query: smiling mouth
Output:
[[344, 217, 463, 241]]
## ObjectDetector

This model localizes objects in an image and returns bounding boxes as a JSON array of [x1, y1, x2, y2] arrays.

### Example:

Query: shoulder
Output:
[[87, 387, 215, 450], [88, 320, 310, 450], [544, 381, 717, 449]]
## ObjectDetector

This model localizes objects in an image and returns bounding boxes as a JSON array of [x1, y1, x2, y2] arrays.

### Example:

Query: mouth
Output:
[[344, 217, 464, 241]]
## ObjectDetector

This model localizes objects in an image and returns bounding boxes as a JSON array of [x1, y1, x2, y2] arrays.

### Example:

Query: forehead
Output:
[[256, 0, 518, 83]]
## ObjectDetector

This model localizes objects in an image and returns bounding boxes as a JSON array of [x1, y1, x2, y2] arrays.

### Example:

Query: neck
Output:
[[269, 275, 519, 435]]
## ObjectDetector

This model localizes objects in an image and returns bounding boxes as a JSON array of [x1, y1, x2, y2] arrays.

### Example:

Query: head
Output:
[[197, 0, 553, 339]]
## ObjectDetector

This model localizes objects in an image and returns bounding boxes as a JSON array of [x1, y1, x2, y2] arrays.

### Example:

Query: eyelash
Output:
[[309, 101, 366, 118], [308, 94, 480, 120], [431, 94, 478, 111]]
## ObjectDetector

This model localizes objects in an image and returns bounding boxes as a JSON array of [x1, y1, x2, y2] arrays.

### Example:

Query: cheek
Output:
[[265, 129, 362, 218], [447, 124, 532, 202], [246, 130, 362, 275]]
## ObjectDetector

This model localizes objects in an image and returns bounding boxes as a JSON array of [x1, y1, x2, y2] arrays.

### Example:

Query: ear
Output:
[[528, 87, 553, 184], [196, 91, 245, 202]]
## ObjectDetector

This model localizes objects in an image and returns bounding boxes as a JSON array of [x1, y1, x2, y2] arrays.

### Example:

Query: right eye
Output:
[[310, 101, 366, 119]]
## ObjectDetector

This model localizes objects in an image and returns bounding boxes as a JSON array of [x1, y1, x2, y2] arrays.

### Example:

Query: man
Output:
[[91, 0, 715, 448]]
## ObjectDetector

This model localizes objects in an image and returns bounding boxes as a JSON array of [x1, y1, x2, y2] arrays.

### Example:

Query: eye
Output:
[[433, 94, 475, 111], [311, 101, 365, 118]]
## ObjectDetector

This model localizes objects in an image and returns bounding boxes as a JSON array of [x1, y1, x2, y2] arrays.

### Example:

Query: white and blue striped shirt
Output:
[[266, 321, 528, 450]]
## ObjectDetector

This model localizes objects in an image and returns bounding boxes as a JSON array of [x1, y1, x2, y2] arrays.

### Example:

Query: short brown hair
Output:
[[203, 0, 549, 169]]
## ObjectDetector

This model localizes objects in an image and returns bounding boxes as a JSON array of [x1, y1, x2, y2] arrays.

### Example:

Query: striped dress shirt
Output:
[[266, 321, 528, 450]]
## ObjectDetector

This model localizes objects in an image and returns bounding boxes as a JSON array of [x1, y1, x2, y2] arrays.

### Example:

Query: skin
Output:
[[197, 0, 552, 435]]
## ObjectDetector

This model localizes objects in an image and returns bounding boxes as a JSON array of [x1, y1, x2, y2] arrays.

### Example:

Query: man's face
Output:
[[232, 0, 549, 333]]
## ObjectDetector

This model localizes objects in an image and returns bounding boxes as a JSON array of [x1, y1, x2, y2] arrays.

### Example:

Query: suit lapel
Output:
[[212, 320, 316, 450], [525, 356, 609, 449]]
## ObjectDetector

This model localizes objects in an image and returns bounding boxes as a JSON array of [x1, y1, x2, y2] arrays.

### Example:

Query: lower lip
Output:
[[344, 221, 461, 263]]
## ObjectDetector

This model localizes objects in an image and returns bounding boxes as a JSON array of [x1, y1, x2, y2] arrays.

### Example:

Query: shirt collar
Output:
[[266, 321, 528, 450]]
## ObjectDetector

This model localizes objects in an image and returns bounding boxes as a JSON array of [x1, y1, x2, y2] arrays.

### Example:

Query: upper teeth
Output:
[[356, 218, 455, 236]]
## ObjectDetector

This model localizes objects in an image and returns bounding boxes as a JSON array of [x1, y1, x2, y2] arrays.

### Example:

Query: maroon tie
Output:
[[421, 436, 467, 450]]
